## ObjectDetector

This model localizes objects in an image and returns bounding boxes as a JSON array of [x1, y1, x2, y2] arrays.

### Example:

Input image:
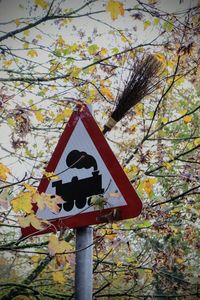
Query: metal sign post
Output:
[[75, 226, 93, 300]]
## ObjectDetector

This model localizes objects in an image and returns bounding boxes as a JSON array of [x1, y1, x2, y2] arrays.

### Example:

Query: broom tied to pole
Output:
[[103, 54, 163, 134]]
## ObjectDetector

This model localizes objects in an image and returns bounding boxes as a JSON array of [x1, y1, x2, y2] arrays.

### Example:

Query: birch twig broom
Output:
[[102, 54, 163, 134]]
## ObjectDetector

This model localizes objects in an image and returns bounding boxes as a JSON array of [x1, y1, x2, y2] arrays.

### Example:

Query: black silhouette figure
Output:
[[52, 150, 104, 212]]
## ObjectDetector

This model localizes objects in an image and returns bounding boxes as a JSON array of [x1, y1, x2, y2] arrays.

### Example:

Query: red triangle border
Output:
[[21, 104, 142, 237]]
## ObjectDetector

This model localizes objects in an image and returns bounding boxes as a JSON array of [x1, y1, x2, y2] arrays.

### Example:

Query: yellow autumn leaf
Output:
[[144, 268, 153, 274], [43, 171, 59, 180], [116, 261, 123, 267], [23, 42, 29, 49], [54, 108, 72, 124], [194, 138, 200, 146], [130, 164, 139, 174], [28, 215, 44, 230], [175, 257, 184, 264], [106, 0, 124, 21], [32, 192, 63, 213], [48, 235, 72, 256], [179, 109, 187, 115], [144, 20, 151, 30], [112, 223, 119, 230], [90, 90, 97, 98], [86, 97, 93, 104], [104, 229, 117, 240], [124, 166, 129, 174], [0, 163, 11, 181], [154, 18, 160, 25], [140, 178, 157, 198], [35, 0, 48, 9], [15, 19, 20, 26], [163, 162, 172, 170], [50, 85, 57, 91], [100, 48, 108, 56], [100, 86, 114, 100], [11, 192, 33, 213], [23, 183, 36, 194], [125, 165, 138, 180], [31, 255, 41, 264], [183, 115, 192, 124], [23, 29, 30, 37], [192, 16, 199, 23], [70, 43, 79, 52], [161, 117, 168, 124], [27, 49, 38, 58], [54, 112, 65, 123], [52, 271, 65, 284], [63, 108, 73, 117], [36, 34, 42, 40], [3, 60, 13, 67], [56, 35, 65, 47], [49, 63, 63, 73], [7, 118, 15, 126], [144, 268, 153, 280], [135, 102, 144, 117], [35, 110, 44, 122], [175, 76, 185, 86], [69, 66, 82, 78], [87, 65, 96, 74], [153, 53, 166, 69], [130, 124, 136, 132], [187, 142, 193, 150], [167, 60, 175, 69], [86, 89, 97, 104], [18, 214, 44, 230], [120, 32, 128, 43]]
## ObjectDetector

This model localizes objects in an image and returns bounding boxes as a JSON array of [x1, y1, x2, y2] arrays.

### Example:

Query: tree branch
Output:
[[150, 184, 200, 207], [0, 231, 74, 300], [0, 0, 97, 42]]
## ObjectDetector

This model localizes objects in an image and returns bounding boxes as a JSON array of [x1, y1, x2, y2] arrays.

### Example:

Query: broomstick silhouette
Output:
[[103, 54, 163, 134]]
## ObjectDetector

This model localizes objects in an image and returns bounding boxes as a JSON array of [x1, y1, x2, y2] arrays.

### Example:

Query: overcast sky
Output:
[[0, 0, 198, 180]]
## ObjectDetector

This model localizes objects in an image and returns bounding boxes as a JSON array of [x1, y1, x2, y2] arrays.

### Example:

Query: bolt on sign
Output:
[[21, 104, 142, 237]]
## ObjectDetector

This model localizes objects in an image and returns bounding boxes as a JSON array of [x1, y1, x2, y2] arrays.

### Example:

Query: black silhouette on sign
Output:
[[52, 150, 104, 212]]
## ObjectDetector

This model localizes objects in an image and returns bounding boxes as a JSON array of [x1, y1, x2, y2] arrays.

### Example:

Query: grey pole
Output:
[[75, 226, 93, 300]]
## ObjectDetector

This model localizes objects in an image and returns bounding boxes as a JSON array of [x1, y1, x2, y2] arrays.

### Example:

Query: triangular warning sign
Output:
[[21, 104, 142, 237]]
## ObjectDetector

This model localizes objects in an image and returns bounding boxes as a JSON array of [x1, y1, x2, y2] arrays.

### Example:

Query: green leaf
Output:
[[148, 111, 154, 118], [137, 220, 152, 228], [144, 20, 151, 30], [88, 44, 99, 55], [90, 195, 106, 209], [7, 118, 15, 126], [112, 47, 119, 54], [65, 57, 74, 65], [63, 48, 71, 56], [163, 20, 174, 32], [196, 88, 200, 97], [53, 49, 62, 57], [154, 18, 160, 25], [25, 148, 33, 158]]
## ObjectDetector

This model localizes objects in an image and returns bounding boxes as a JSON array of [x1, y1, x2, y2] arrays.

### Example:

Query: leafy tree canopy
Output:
[[0, 0, 199, 299]]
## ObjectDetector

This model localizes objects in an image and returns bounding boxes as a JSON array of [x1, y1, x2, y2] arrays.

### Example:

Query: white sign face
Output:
[[37, 119, 127, 220]]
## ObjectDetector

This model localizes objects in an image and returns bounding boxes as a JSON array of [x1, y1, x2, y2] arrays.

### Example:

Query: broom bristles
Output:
[[103, 54, 162, 134]]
